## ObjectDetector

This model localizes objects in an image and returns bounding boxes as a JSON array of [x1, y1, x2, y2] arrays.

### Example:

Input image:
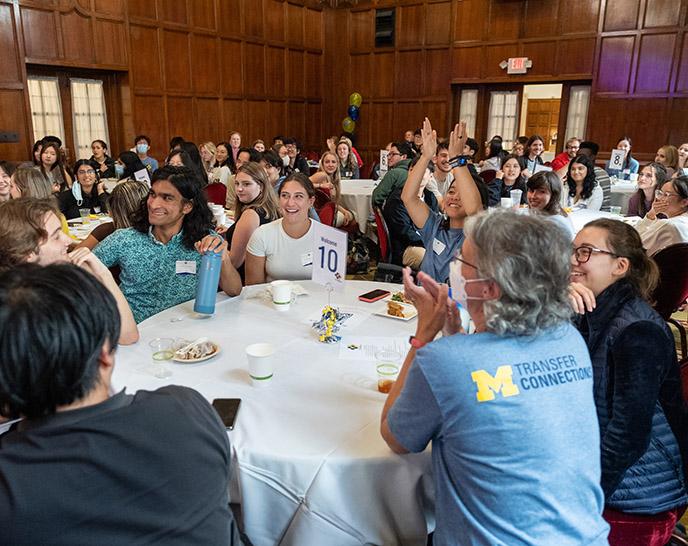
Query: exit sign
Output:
[[507, 57, 531, 74]]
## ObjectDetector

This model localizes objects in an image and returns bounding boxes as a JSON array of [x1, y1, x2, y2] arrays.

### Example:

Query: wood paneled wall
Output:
[[2, 0, 687, 165], [323, 0, 688, 164], [0, 0, 324, 162]]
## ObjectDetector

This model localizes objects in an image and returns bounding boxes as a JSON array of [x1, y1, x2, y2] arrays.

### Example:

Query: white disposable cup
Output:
[[510, 189, 523, 208], [213, 211, 226, 225], [629, 173, 639, 182], [501, 197, 513, 208], [271, 280, 293, 311], [246, 343, 275, 387]]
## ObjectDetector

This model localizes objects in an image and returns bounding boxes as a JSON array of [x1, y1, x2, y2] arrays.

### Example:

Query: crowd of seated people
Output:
[[1, 124, 688, 546]]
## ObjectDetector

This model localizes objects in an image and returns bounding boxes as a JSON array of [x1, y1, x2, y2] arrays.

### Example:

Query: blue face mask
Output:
[[136, 143, 148, 154], [115, 163, 124, 178]]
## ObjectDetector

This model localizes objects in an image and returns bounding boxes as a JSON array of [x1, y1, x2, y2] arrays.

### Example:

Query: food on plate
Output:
[[390, 291, 412, 304], [175, 340, 217, 361], [387, 301, 406, 318]]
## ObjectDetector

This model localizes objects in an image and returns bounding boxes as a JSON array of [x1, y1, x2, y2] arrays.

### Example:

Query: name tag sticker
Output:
[[432, 238, 446, 255], [176, 260, 197, 275], [301, 251, 313, 267]]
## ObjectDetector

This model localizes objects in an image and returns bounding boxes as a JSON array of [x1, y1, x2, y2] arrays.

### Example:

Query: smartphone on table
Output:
[[358, 289, 390, 303], [212, 398, 241, 430]]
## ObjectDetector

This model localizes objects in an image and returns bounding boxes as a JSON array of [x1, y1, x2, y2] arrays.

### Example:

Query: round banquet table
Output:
[[111, 280, 434, 546], [340, 179, 376, 234]]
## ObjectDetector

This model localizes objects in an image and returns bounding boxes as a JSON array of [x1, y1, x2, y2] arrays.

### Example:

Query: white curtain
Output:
[[28, 77, 65, 144], [487, 91, 518, 150], [565, 86, 590, 142], [459, 89, 478, 138], [71, 79, 109, 159]]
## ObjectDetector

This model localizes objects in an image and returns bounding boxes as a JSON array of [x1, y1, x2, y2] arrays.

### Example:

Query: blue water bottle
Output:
[[194, 251, 222, 315]]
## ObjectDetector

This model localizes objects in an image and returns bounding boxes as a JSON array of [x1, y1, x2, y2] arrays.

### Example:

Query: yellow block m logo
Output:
[[471, 366, 520, 402]]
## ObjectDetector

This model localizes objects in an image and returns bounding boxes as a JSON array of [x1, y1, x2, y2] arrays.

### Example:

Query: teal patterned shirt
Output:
[[94, 227, 203, 323]]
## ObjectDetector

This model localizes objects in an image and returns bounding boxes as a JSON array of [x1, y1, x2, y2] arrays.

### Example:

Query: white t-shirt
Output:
[[246, 219, 314, 282], [563, 183, 603, 211], [635, 213, 688, 256], [424, 169, 454, 202]]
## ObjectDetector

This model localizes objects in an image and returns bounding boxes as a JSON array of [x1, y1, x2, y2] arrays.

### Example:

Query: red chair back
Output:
[[205, 182, 227, 206], [317, 201, 337, 227], [373, 206, 390, 263], [479, 169, 496, 184], [651, 243, 688, 320]]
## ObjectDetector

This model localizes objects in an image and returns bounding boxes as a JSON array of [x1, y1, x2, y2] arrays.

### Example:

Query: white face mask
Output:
[[282, 155, 290, 167], [449, 259, 489, 309]]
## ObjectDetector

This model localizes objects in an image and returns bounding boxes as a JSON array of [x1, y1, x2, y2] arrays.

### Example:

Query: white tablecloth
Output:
[[112, 280, 434, 546], [610, 182, 636, 212], [340, 179, 376, 234], [569, 209, 641, 233], [67, 214, 112, 241]]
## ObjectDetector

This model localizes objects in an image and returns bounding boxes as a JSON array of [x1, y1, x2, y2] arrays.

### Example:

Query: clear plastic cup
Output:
[[79, 208, 91, 224], [376, 350, 401, 393], [148, 338, 173, 378]]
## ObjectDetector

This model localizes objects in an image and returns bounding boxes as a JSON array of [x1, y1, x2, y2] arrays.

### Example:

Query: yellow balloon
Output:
[[349, 92, 362, 108], [342, 117, 356, 133]]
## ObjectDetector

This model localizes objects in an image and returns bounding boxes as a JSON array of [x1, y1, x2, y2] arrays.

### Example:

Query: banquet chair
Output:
[[205, 182, 227, 206], [317, 201, 337, 227], [651, 243, 688, 359], [372, 206, 402, 283]]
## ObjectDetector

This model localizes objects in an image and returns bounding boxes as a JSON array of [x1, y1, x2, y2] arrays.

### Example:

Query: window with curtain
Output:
[[458, 89, 479, 138], [28, 76, 65, 144], [487, 91, 519, 150], [565, 86, 591, 142], [70, 79, 109, 160]]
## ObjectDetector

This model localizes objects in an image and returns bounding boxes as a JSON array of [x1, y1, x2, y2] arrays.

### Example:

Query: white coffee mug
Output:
[[270, 280, 293, 312], [245, 343, 275, 387]]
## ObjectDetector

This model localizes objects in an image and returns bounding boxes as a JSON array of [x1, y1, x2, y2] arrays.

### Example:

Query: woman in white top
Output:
[[310, 151, 355, 228], [635, 176, 688, 256], [677, 143, 688, 174], [213, 142, 233, 186], [245, 172, 316, 284], [199, 142, 217, 175], [564, 155, 603, 211]]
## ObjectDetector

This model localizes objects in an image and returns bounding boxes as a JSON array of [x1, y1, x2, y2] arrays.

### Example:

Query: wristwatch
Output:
[[448, 155, 471, 168], [409, 335, 427, 349]]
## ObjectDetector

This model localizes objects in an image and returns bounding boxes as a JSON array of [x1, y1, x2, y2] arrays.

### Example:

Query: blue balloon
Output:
[[348, 105, 360, 121]]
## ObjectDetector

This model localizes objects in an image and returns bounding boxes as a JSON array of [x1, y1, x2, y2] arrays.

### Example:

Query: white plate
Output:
[[383, 292, 414, 306], [373, 301, 418, 321], [173, 343, 220, 363]]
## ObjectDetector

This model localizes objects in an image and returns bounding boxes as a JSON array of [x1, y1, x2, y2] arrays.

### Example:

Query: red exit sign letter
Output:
[[507, 57, 529, 74]]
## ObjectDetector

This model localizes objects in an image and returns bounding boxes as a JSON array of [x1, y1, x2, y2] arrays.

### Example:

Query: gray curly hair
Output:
[[464, 209, 572, 336]]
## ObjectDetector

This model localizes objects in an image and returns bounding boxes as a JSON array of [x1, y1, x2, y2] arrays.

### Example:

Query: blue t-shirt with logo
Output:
[[388, 323, 609, 545]]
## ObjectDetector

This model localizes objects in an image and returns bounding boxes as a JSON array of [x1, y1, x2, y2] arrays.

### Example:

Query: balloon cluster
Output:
[[342, 92, 362, 133]]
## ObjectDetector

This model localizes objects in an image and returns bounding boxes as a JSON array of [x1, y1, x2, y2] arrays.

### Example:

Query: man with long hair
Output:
[[94, 165, 241, 322]]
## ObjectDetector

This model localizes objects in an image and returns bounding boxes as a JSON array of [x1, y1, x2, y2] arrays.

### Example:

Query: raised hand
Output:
[[420, 117, 437, 160], [448, 121, 468, 159]]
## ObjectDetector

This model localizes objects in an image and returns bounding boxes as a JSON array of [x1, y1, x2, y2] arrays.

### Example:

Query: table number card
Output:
[[379, 150, 389, 176], [134, 168, 151, 186], [312, 222, 347, 292], [609, 149, 626, 170]]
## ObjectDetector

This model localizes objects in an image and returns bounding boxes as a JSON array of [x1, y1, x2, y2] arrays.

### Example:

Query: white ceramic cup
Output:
[[510, 189, 523, 208], [270, 280, 293, 311], [501, 197, 513, 208], [246, 343, 275, 387]]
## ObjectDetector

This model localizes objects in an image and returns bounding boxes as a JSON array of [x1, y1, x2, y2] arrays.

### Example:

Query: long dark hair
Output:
[[216, 141, 237, 174], [39, 141, 68, 187], [180, 141, 208, 185], [132, 165, 213, 250], [72, 159, 100, 198], [567, 155, 597, 200], [118, 151, 146, 180], [616, 136, 634, 170], [584, 218, 659, 300]]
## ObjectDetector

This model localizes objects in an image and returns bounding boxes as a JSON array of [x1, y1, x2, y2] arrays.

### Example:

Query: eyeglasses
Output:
[[388, 152, 401, 157], [454, 255, 478, 270], [655, 189, 681, 199], [572, 245, 621, 263], [78, 169, 96, 175]]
